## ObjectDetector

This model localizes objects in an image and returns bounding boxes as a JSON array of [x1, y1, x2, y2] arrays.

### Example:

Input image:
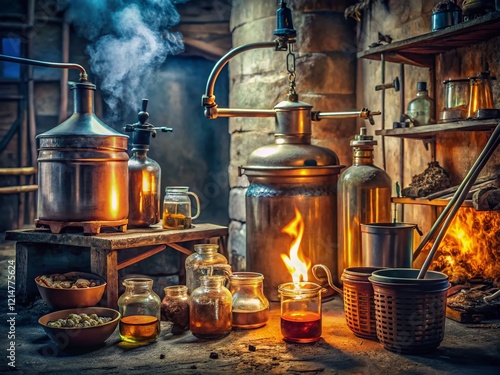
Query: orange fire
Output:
[[427, 207, 500, 285], [281, 207, 310, 284]]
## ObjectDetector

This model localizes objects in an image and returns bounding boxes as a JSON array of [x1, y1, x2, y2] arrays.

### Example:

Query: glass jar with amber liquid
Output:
[[185, 244, 228, 295], [118, 278, 161, 343], [190, 275, 232, 339], [230, 272, 269, 329], [161, 285, 190, 335], [278, 281, 323, 343], [162, 186, 200, 229]]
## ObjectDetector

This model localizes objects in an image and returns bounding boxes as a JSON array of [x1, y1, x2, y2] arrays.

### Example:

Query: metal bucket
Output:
[[361, 223, 417, 268]]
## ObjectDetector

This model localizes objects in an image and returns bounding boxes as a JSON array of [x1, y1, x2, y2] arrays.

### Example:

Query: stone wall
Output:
[[228, 0, 358, 269]]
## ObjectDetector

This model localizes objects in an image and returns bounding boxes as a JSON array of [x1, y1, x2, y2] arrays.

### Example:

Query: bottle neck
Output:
[[200, 276, 226, 289], [194, 244, 219, 254], [164, 285, 188, 298], [353, 148, 375, 165], [416, 90, 428, 97], [123, 278, 153, 293]]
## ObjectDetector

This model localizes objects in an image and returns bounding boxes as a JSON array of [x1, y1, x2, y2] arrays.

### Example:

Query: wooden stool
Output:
[[5, 223, 228, 308]]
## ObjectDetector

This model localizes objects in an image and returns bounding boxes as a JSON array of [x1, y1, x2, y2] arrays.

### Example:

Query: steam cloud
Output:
[[65, 0, 187, 118]]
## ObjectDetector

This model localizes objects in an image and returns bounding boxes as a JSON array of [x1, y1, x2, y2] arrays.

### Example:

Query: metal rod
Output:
[[381, 53, 386, 171], [312, 110, 381, 119], [399, 64, 405, 222], [0, 54, 88, 80], [215, 108, 276, 118], [417, 124, 500, 279], [204, 42, 276, 99]]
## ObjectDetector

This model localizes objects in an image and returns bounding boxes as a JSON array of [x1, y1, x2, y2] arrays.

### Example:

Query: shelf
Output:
[[392, 197, 473, 208], [375, 118, 499, 139], [357, 11, 500, 67]]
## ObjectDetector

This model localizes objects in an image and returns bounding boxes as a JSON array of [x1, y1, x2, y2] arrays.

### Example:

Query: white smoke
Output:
[[65, 0, 186, 118]]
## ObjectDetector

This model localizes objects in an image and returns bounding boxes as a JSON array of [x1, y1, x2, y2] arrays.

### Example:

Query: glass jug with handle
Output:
[[162, 186, 201, 229]]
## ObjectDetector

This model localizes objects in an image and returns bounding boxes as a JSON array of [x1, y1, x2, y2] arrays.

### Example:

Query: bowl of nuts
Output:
[[38, 307, 120, 349], [35, 272, 107, 309]]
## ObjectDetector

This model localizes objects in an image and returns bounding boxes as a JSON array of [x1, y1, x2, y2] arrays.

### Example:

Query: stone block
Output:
[[295, 54, 356, 95], [229, 77, 287, 110], [229, 187, 247, 222], [229, 116, 276, 134], [230, 0, 275, 31], [295, 13, 355, 54], [228, 161, 250, 189]]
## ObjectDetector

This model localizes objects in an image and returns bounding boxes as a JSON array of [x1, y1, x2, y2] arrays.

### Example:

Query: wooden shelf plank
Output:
[[357, 11, 500, 67], [375, 118, 499, 139]]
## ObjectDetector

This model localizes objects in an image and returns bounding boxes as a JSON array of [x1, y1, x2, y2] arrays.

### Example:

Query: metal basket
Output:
[[369, 268, 449, 354], [341, 267, 384, 339]]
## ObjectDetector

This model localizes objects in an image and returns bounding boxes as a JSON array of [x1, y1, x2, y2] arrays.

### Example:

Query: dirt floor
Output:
[[1, 236, 500, 375]]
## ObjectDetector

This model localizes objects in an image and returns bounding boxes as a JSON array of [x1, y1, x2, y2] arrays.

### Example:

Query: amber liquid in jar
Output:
[[281, 311, 322, 343], [162, 203, 191, 229], [190, 303, 232, 339], [232, 308, 269, 329], [119, 315, 160, 343]]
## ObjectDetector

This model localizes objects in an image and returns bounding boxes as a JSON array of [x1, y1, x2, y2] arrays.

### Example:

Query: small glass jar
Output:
[[117, 278, 161, 343], [185, 244, 228, 294], [162, 186, 200, 229], [278, 282, 323, 343], [190, 275, 232, 339], [230, 272, 269, 329], [161, 285, 190, 335]]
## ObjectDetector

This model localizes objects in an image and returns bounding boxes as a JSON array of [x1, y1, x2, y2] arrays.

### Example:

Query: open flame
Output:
[[281, 207, 310, 284], [427, 208, 500, 286]]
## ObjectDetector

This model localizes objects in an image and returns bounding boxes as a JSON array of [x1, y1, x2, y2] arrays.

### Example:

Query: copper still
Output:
[[201, 2, 379, 301], [0, 54, 129, 234]]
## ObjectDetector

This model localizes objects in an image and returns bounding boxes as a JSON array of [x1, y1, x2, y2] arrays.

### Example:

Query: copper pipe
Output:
[[0, 167, 36, 175], [210, 108, 276, 118], [0, 54, 88, 81], [417, 124, 500, 279]]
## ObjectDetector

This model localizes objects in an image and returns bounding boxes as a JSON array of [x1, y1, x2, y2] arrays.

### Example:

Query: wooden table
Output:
[[5, 223, 228, 308]]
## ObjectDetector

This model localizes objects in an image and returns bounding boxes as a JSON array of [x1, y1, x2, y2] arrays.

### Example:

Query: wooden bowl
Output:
[[35, 272, 106, 309], [38, 307, 120, 349]]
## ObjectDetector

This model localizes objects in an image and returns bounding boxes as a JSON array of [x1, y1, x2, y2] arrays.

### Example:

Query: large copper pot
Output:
[[36, 82, 129, 231]]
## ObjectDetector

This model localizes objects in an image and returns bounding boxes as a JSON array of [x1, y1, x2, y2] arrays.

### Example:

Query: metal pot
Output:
[[36, 82, 129, 232], [241, 100, 344, 301], [431, 1, 462, 31]]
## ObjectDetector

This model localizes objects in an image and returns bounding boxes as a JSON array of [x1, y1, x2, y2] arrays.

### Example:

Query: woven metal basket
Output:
[[341, 267, 384, 339], [369, 268, 449, 354]]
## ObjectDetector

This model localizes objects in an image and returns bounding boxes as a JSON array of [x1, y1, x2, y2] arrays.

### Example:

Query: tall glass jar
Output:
[[161, 285, 190, 335], [185, 244, 228, 294], [337, 127, 392, 281], [117, 278, 161, 343], [230, 272, 269, 329], [162, 186, 200, 229], [190, 275, 232, 339], [278, 282, 323, 343]]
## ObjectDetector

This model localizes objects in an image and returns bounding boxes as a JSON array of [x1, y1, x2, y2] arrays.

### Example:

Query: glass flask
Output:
[[190, 275, 232, 340], [337, 128, 392, 281], [185, 244, 228, 295], [230, 272, 269, 329], [117, 278, 161, 343], [161, 285, 190, 335], [278, 282, 323, 343], [407, 81, 435, 126], [162, 186, 201, 229], [128, 144, 161, 227], [468, 71, 495, 118]]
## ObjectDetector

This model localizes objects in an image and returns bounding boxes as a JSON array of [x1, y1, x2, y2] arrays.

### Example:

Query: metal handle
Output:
[[312, 264, 343, 295]]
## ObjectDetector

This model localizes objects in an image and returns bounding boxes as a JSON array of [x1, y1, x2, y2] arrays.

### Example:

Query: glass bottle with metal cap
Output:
[[337, 128, 392, 279], [185, 244, 228, 295]]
